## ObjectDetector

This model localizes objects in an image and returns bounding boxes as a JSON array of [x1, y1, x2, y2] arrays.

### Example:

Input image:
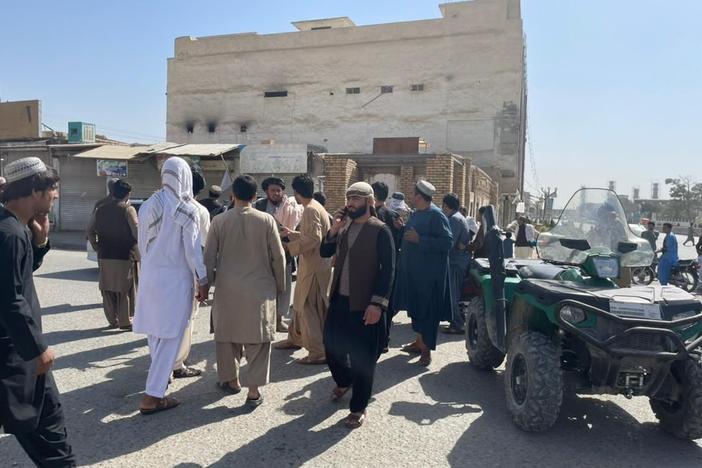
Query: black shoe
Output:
[[173, 367, 202, 378]]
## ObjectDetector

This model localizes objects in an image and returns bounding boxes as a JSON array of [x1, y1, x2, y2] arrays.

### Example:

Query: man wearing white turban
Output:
[[133, 157, 209, 414]]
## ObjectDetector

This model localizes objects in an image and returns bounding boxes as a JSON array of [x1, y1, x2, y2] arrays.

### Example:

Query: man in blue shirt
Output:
[[657, 223, 679, 286]]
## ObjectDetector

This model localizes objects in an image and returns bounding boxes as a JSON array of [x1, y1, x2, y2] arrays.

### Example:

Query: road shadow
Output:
[[37, 267, 98, 282], [207, 378, 350, 468], [392, 362, 702, 467], [41, 302, 102, 316], [44, 326, 125, 346]]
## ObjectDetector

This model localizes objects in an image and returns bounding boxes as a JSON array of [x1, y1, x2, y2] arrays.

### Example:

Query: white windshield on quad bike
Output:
[[537, 188, 654, 267]]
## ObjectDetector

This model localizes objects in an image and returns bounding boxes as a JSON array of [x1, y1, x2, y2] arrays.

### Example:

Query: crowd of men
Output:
[[1, 155, 492, 466]]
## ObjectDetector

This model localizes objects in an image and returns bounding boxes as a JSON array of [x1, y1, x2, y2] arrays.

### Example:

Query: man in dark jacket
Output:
[[0, 157, 75, 467], [199, 185, 224, 220], [87, 179, 139, 330], [320, 182, 395, 429]]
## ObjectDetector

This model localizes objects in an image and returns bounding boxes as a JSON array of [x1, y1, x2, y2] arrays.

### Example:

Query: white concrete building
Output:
[[166, 0, 526, 203]]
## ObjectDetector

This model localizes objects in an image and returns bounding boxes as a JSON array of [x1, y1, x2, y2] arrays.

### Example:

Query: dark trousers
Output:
[[324, 295, 383, 413], [13, 384, 75, 468]]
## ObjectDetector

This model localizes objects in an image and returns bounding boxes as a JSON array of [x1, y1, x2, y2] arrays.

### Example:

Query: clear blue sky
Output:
[[1, 0, 700, 202]]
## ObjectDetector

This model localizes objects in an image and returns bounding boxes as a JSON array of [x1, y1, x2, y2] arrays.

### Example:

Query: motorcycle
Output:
[[631, 259, 699, 292]]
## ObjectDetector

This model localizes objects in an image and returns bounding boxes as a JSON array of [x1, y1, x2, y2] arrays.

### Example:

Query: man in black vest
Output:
[[88, 179, 139, 330], [320, 182, 395, 429]]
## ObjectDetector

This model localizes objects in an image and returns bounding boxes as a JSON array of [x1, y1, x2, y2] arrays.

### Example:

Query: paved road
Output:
[[2, 249, 702, 468]]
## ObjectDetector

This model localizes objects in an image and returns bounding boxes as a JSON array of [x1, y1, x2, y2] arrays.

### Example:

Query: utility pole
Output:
[[541, 187, 558, 224]]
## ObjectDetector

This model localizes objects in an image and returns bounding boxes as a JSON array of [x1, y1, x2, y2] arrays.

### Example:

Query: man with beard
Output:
[[394, 180, 452, 366], [254, 177, 302, 332], [0, 157, 76, 466], [321, 182, 395, 428]]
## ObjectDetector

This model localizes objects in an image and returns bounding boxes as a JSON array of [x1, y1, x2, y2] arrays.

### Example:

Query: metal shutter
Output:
[[59, 157, 106, 231]]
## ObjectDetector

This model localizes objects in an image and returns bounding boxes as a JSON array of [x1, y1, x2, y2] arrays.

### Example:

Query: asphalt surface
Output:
[[1, 246, 702, 468]]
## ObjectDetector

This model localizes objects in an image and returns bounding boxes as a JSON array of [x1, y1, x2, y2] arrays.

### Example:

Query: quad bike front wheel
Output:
[[464, 297, 505, 370], [650, 356, 702, 440], [504, 331, 563, 432]]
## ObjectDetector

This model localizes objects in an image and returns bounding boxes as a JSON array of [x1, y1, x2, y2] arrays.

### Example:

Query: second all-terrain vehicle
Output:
[[463, 188, 702, 439]]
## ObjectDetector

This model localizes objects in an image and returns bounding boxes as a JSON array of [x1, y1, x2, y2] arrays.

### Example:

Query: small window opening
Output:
[[410, 84, 425, 92], [185, 122, 194, 134], [264, 91, 288, 98], [380, 85, 393, 94], [346, 87, 360, 95], [207, 122, 216, 133], [240, 124, 247, 133]]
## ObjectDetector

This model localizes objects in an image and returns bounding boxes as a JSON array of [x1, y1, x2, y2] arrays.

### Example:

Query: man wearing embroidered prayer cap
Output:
[[320, 181, 395, 428], [0, 157, 77, 466], [393, 179, 453, 367], [133, 157, 209, 415]]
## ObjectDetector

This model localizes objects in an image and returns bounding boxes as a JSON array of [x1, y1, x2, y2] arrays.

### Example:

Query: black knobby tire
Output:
[[504, 331, 563, 432], [632, 266, 654, 286], [650, 356, 702, 440], [464, 297, 505, 370]]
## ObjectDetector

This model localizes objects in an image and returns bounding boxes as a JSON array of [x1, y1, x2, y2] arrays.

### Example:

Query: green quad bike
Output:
[[463, 188, 702, 439]]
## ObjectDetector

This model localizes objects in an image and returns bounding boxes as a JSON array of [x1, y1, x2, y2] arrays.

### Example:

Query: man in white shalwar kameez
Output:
[[133, 157, 208, 415]]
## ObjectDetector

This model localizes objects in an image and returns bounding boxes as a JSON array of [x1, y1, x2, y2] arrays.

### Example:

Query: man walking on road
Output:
[[275, 175, 332, 364], [205, 175, 286, 406], [321, 182, 395, 428], [440, 193, 473, 335], [254, 177, 303, 332], [0, 157, 76, 466], [657, 223, 679, 286], [133, 157, 208, 415], [87, 179, 139, 331], [683, 224, 696, 246], [394, 180, 453, 366]]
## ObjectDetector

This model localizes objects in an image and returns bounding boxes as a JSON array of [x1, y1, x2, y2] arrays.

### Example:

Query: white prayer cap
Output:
[[0, 176, 6, 185], [415, 179, 436, 197], [4, 157, 48, 184], [346, 181, 374, 198]]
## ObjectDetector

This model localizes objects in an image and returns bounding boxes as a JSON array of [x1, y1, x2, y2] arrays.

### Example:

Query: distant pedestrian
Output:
[[513, 216, 537, 259], [275, 175, 332, 365], [440, 193, 473, 335], [87, 179, 139, 331], [133, 157, 208, 415], [657, 223, 679, 286], [321, 182, 395, 428], [0, 157, 76, 466], [641, 221, 659, 263], [199, 185, 224, 220], [387, 191, 412, 223], [503, 231, 515, 259], [204, 175, 286, 406], [394, 180, 452, 366], [254, 177, 303, 332], [683, 224, 695, 246]]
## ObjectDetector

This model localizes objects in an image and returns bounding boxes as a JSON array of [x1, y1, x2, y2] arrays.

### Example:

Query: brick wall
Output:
[[323, 156, 358, 212], [399, 165, 416, 202], [425, 154, 454, 204], [452, 160, 467, 208]]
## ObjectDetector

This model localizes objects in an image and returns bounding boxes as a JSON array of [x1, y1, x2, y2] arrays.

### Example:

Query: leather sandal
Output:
[[296, 355, 327, 365], [345, 411, 367, 429], [400, 343, 422, 354], [139, 397, 180, 415]]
